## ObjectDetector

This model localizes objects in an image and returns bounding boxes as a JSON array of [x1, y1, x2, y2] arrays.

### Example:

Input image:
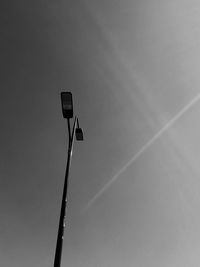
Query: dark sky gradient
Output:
[[1, 1, 200, 266]]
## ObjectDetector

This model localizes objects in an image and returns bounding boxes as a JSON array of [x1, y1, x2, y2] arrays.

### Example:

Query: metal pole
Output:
[[53, 117, 77, 267]]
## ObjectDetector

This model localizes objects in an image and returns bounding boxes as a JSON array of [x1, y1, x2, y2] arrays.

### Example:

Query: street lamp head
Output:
[[61, 92, 73, 118], [76, 127, 84, 141]]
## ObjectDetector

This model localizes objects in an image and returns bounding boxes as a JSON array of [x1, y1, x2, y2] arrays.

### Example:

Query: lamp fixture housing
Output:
[[61, 92, 73, 118], [76, 127, 84, 141]]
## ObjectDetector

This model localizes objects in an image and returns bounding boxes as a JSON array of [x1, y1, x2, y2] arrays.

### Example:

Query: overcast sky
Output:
[[1, 0, 200, 266]]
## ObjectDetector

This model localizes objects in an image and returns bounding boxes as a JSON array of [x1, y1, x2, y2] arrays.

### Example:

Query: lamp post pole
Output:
[[53, 117, 77, 267], [53, 92, 83, 267]]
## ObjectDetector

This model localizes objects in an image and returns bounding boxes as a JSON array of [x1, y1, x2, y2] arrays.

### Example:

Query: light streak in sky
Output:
[[82, 92, 200, 213]]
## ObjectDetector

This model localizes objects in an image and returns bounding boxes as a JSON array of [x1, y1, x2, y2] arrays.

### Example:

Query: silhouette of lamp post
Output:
[[53, 92, 83, 267]]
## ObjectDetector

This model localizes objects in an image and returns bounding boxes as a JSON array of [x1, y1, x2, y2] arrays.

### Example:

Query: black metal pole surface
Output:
[[53, 118, 77, 267]]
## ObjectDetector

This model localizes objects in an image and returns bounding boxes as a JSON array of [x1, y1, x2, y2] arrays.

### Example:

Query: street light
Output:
[[76, 118, 84, 141], [53, 91, 83, 267], [61, 92, 73, 118], [76, 127, 84, 141]]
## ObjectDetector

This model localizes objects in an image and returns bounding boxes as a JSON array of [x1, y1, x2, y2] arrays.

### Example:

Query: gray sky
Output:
[[1, 0, 200, 266]]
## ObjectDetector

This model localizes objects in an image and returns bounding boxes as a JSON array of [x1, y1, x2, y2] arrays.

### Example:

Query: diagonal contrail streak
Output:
[[82, 93, 200, 212]]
